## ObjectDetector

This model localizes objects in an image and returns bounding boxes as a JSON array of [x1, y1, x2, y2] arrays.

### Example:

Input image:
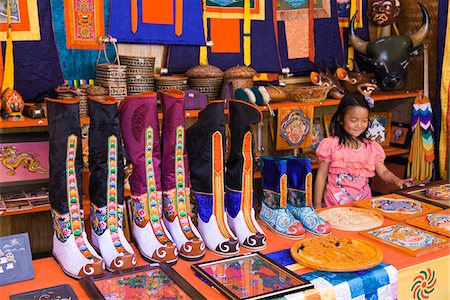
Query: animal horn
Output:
[[349, 12, 368, 54], [410, 3, 430, 48]]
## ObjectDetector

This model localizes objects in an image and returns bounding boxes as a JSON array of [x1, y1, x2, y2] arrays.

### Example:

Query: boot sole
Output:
[[240, 243, 267, 251], [259, 219, 305, 240], [178, 252, 206, 261], [134, 240, 178, 266], [52, 253, 85, 279]]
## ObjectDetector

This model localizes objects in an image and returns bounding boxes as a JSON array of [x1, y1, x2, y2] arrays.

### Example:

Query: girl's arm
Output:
[[314, 161, 330, 209], [375, 162, 408, 189]]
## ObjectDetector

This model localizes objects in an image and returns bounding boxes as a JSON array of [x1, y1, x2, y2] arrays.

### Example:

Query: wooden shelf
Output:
[[0, 90, 420, 130]]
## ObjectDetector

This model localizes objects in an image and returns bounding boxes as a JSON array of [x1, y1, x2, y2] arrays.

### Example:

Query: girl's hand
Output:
[[395, 178, 415, 189]]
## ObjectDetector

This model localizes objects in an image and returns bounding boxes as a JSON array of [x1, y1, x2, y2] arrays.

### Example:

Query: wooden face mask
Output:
[[368, 0, 401, 26]]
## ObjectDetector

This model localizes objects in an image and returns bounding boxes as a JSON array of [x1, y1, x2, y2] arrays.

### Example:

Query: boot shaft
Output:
[[45, 98, 83, 214], [286, 156, 312, 207], [88, 96, 124, 208], [119, 93, 162, 195], [260, 156, 288, 209]]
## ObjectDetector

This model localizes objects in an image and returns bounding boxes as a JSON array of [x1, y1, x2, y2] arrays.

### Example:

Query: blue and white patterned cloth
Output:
[[266, 249, 398, 300]]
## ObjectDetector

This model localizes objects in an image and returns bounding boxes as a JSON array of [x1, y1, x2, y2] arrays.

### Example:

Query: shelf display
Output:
[[353, 193, 443, 221], [318, 207, 384, 231], [192, 252, 313, 300], [406, 209, 450, 237], [10, 284, 78, 300], [290, 236, 383, 272], [360, 223, 449, 256], [395, 181, 450, 209], [81, 263, 205, 300]]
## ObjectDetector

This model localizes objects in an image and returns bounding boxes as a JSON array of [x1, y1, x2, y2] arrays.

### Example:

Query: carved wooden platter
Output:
[[353, 193, 443, 222], [290, 236, 383, 272], [360, 223, 449, 256], [406, 209, 450, 237], [318, 207, 384, 231]]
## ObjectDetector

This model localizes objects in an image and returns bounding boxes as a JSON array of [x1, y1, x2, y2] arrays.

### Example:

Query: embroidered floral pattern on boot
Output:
[[288, 205, 331, 236]]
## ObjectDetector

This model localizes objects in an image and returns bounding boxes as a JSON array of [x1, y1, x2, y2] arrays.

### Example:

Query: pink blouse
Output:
[[316, 136, 386, 207]]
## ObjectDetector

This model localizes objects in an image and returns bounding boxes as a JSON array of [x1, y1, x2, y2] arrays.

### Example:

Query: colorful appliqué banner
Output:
[[276, 106, 313, 150], [51, 0, 111, 81], [63, 0, 105, 49], [109, 0, 204, 45], [166, 0, 281, 73], [4, 0, 63, 101], [277, 0, 344, 73], [0, 0, 40, 41]]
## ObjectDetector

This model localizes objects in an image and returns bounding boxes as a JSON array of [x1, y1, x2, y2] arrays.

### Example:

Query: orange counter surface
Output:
[[1, 218, 449, 300]]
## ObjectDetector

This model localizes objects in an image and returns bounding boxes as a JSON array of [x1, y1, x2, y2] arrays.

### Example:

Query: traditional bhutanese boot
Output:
[[285, 156, 331, 236], [88, 96, 137, 271], [159, 90, 205, 260], [186, 100, 239, 256], [225, 100, 266, 250], [119, 93, 178, 264], [259, 156, 305, 239], [46, 98, 104, 278]]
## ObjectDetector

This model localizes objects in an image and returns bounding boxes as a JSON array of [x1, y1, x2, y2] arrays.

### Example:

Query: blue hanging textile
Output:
[[109, 0, 205, 46], [50, 0, 112, 81], [166, 0, 282, 73], [277, 0, 346, 73], [3, 0, 64, 102]]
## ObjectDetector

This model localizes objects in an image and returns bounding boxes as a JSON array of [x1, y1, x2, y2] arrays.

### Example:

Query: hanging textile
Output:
[[2, 1, 14, 93], [435, 0, 449, 179], [0, 0, 40, 41], [109, 0, 204, 46], [63, 0, 105, 49], [51, 0, 110, 82], [408, 94, 435, 181], [277, 0, 344, 74], [3, 0, 63, 102], [166, 0, 281, 74]]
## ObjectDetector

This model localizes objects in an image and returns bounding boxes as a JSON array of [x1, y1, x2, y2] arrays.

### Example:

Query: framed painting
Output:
[[395, 180, 450, 209], [276, 106, 313, 150], [0, 233, 34, 286], [0, 133, 50, 188], [10, 284, 78, 300], [390, 122, 412, 148], [352, 193, 443, 222], [191, 252, 313, 300], [366, 112, 392, 146], [360, 223, 449, 256], [406, 209, 450, 238], [80, 263, 205, 300], [0, 0, 40, 41]]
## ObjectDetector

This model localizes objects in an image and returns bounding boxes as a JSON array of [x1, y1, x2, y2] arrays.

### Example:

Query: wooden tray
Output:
[[395, 180, 450, 209], [318, 207, 384, 231], [406, 209, 450, 237], [360, 223, 449, 256], [290, 236, 383, 272], [352, 193, 442, 222]]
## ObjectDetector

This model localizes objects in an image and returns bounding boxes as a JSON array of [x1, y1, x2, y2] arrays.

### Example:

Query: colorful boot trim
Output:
[[288, 205, 331, 236]]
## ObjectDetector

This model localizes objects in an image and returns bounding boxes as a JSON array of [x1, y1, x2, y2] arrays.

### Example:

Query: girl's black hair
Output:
[[330, 93, 371, 146]]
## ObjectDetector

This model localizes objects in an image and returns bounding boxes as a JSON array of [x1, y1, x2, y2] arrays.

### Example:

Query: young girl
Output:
[[314, 93, 410, 208]]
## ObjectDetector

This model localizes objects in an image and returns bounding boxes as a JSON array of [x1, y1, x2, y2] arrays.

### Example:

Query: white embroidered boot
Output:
[[88, 96, 137, 271], [119, 93, 178, 263], [46, 98, 104, 278]]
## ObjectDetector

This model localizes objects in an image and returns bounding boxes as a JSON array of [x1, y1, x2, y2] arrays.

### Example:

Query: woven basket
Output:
[[155, 76, 188, 92], [119, 55, 155, 69], [186, 65, 224, 100], [266, 85, 288, 102], [224, 66, 256, 94], [286, 86, 331, 103]]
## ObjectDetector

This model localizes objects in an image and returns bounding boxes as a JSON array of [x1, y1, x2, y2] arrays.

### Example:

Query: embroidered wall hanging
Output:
[[63, 0, 104, 49], [0, 0, 40, 41], [276, 106, 313, 150], [166, 0, 282, 74], [109, 0, 204, 45]]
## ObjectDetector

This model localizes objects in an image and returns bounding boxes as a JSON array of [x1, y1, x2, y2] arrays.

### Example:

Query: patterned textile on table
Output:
[[51, 0, 111, 82], [435, 0, 450, 179], [1, 0, 63, 102], [109, 0, 204, 46], [266, 249, 399, 300], [277, 0, 344, 74], [166, 0, 282, 74]]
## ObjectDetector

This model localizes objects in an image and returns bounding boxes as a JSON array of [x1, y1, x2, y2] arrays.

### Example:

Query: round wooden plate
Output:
[[318, 207, 384, 231], [290, 236, 383, 272], [426, 184, 450, 200]]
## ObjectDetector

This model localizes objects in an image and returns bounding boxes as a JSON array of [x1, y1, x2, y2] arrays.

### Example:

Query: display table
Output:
[[1, 218, 449, 299]]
